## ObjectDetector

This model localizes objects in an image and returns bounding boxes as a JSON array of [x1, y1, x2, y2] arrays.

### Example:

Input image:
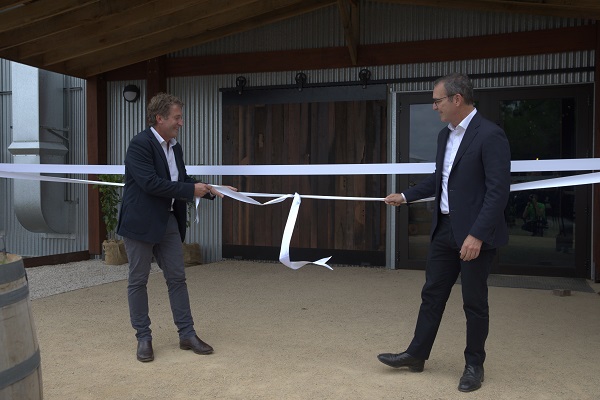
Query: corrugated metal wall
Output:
[[107, 80, 147, 165]]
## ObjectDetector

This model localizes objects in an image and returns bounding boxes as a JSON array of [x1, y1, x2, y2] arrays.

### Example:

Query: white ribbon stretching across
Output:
[[1, 158, 599, 175], [1, 159, 600, 270]]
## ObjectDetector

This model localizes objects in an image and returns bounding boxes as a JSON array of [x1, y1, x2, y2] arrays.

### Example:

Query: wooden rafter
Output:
[[70, 0, 336, 77], [0, 0, 162, 52], [337, 0, 359, 65], [0, 0, 98, 33], [0, 0, 30, 13], [10, 0, 257, 63], [376, 0, 600, 20]]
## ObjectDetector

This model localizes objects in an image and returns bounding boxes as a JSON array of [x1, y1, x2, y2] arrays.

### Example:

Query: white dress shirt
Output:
[[439, 108, 477, 214], [151, 127, 178, 209]]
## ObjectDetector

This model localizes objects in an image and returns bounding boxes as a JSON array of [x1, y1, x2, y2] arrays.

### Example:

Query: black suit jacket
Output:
[[117, 128, 200, 243], [403, 111, 511, 250]]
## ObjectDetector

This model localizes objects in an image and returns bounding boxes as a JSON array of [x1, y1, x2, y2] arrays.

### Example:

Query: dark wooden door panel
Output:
[[223, 99, 387, 264]]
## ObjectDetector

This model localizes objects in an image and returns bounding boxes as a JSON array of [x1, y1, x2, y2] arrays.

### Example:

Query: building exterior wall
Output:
[[1, 2, 595, 262]]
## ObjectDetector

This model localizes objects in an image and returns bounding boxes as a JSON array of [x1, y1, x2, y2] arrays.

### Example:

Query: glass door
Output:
[[481, 86, 592, 278], [396, 85, 592, 278]]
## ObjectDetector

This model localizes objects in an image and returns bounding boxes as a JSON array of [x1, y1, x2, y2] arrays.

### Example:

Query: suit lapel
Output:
[[452, 112, 481, 168], [146, 129, 171, 177]]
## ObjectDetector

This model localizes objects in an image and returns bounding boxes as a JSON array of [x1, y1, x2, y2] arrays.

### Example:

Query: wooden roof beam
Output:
[[0, 1, 29, 13], [0, 0, 98, 33], [375, 0, 600, 20], [0, 0, 154, 52], [337, 0, 359, 65], [1, 0, 220, 60], [66, 0, 336, 77]]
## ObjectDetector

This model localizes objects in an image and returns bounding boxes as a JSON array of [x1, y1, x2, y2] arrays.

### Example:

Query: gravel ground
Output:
[[17, 259, 600, 399], [26, 259, 160, 300]]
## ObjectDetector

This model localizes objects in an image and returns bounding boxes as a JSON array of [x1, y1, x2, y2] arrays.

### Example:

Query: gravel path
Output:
[[26, 259, 160, 299], [24, 259, 600, 400]]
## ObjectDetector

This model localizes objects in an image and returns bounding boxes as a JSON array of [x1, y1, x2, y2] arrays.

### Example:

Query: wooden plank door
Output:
[[222, 97, 387, 266]]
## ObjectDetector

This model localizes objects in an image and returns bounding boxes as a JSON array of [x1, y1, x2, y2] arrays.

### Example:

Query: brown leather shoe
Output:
[[136, 340, 154, 362], [179, 335, 213, 355]]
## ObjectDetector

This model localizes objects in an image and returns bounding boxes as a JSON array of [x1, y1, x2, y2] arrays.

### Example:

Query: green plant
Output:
[[95, 174, 124, 241]]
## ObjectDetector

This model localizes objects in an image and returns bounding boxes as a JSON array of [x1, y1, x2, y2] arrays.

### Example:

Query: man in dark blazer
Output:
[[117, 92, 231, 362], [377, 73, 511, 392]]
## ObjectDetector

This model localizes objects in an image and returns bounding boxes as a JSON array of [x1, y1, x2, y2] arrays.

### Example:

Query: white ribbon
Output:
[[196, 187, 332, 269], [278, 193, 332, 270], [2, 160, 600, 270], [1, 158, 600, 175]]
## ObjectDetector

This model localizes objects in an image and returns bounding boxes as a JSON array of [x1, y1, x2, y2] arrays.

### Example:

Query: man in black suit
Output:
[[377, 73, 511, 392], [117, 92, 233, 362]]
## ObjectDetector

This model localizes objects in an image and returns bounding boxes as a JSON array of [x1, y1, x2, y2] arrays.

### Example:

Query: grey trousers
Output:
[[123, 213, 196, 341]]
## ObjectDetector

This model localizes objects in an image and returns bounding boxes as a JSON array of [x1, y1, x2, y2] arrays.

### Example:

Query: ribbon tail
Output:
[[278, 193, 333, 270]]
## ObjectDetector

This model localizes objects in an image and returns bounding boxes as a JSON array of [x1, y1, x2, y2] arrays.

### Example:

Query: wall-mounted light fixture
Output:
[[295, 72, 307, 92], [123, 84, 140, 103], [236, 76, 247, 95], [358, 69, 371, 89]]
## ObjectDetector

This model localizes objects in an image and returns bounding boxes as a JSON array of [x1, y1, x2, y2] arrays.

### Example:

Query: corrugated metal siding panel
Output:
[[63, 76, 89, 254], [107, 81, 147, 165], [360, 2, 588, 44], [382, 52, 595, 92], [170, 77, 227, 262], [171, 4, 344, 57]]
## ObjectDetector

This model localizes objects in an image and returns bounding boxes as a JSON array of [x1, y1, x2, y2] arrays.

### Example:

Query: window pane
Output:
[[501, 98, 576, 269]]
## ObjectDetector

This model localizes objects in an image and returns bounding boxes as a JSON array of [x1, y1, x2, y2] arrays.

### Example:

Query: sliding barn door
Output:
[[222, 88, 387, 265]]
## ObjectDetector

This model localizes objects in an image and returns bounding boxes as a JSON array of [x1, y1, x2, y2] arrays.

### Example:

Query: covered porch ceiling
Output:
[[0, 0, 599, 79]]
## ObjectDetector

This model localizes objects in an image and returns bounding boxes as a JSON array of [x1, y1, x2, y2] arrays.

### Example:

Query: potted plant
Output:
[[96, 174, 128, 265]]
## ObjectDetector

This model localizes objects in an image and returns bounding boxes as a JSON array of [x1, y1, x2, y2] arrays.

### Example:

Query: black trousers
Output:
[[406, 214, 494, 366]]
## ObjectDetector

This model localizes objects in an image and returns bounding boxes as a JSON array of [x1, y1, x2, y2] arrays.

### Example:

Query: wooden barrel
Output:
[[0, 254, 43, 399]]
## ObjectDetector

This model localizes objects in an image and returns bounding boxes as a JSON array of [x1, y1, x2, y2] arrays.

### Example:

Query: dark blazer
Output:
[[403, 111, 511, 250], [117, 127, 199, 243]]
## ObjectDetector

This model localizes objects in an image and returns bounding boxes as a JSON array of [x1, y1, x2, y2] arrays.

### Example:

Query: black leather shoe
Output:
[[179, 335, 214, 355], [377, 352, 425, 372], [458, 365, 484, 392], [136, 340, 154, 362]]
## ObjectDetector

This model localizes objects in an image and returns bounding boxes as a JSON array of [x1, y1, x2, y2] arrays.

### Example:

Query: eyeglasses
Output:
[[432, 94, 455, 106]]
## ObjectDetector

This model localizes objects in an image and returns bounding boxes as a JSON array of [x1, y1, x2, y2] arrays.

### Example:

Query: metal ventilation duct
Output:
[[7, 62, 72, 234]]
